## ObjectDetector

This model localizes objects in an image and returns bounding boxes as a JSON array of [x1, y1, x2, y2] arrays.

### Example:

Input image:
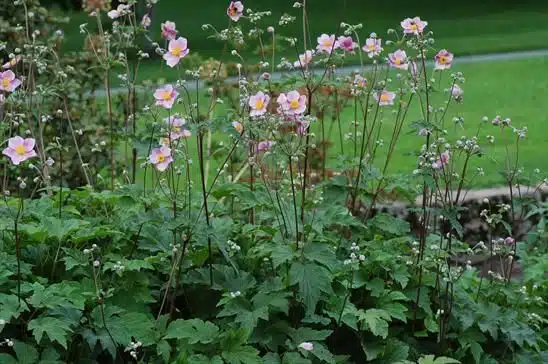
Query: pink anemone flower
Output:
[[388, 49, 408, 70], [163, 37, 189, 67], [375, 90, 396, 106], [149, 146, 173, 171], [153, 84, 178, 109], [294, 50, 314, 68], [166, 115, 191, 140], [0, 71, 22, 92], [316, 34, 339, 54], [435, 49, 454, 70], [277, 90, 307, 117], [337, 36, 358, 53], [401, 17, 428, 35], [161, 21, 177, 40], [2, 136, 37, 165], [249, 91, 270, 117], [432, 151, 450, 169], [227, 1, 244, 22], [362, 37, 383, 58]]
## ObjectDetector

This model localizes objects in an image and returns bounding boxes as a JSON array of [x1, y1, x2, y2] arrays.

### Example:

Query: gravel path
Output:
[[94, 48, 548, 96]]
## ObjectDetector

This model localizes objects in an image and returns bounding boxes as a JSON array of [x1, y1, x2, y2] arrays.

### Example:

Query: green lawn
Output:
[[131, 56, 548, 190], [57, 1, 548, 84]]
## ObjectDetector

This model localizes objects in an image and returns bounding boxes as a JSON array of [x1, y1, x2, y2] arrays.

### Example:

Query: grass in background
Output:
[[130, 56, 548, 190], [57, 1, 548, 84]]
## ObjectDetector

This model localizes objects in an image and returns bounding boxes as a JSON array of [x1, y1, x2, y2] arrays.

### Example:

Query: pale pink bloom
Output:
[[294, 50, 314, 68], [2, 56, 21, 70], [256, 140, 274, 153], [232, 121, 243, 134], [375, 90, 396, 106], [165, 115, 191, 140], [277, 90, 307, 117], [492, 116, 502, 126], [107, 3, 131, 19], [337, 35, 358, 53], [2, 136, 37, 165], [298, 342, 314, 351], [149, 146, 173, 171], [141, 14, 151, 28], [432, 151, 450, 169], [107, 9, 120, 19], [249, 91, 270, 117], [0, 71, 21, 92], [450, 84, 463, 99], [362, 37, 383, 58], [353, 74, 367, 89], [316, 34, 339, 54], [435, 49, 454, 70], [388, 49, 408, 70], [163, 37, 189, 68], [504, 237, 515, 246], [153, 84, 178, 109], [161, 21, 177, 40], [401, 17, 428, 35], [227, 1, 244, 22]]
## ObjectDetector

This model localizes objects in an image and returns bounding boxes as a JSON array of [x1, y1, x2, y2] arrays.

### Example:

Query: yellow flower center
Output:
[[380, 93, 390, 102], [290, 99, 300, 109], [171, 47, 183, 57], [439, 56, 447, 64], [162, 91, 172, 100], [1, 78, 10, 88], [15, 145, 26, 155], [322, 39, 333, 48], [229, 7, 237, 16], [368, 44, 376, 51], [255, 99, 265, 110], [394, 57, 402, 65], [410, 23, 418, 31], [157, 155, 166, 163]]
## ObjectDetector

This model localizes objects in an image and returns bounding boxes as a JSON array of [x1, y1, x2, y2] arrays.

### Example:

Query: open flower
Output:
[[294, 50, 314, 68], [161, 21, 177, 40], [2, 136, 37, 165], [401, 17, 427, 35], [362, 37, 383, 58], [316, 34, 339, 53], [227, 1, 244, 22], [388, 49, 408, 70], [435, 49, 454, 70], [249, 91, 270, 117], [163, 37, 189, 67], [232, 121, 243, 134], [450, 84, 463, 100], [153, 84, 178, 109], [107, 3, 131, 19], [165, 115, 191, 140], [298, 342, 314, 351], [149, 146, 173, 171], [432, 151, 450, 169], [337, 36, 358, 53], [2, 56, 21, 70], [375, 90, 396, 106], [256, 140, 274, 153], [141, 14, 151, 28], [0, 71, 21, 92], [277, 90, 307, 117]]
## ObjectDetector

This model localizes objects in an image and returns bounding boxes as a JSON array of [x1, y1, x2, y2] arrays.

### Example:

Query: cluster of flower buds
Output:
[[124, 340, 142, 360], [343, 242, 365, 267]]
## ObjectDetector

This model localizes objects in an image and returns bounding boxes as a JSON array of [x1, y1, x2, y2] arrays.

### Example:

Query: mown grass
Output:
[[127, 56, 548, 190], [57, 1, 548, 84]]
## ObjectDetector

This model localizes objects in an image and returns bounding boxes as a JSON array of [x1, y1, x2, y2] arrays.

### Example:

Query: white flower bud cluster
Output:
[[343, 242, 365, 267]]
